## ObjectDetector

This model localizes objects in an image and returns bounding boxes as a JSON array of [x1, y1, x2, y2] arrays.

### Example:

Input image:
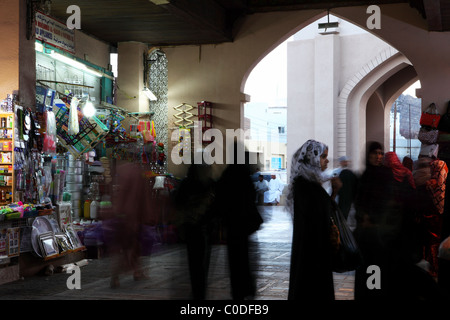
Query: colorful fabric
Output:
[[383, 152, 416, 188], [426, 160, 448, 214]]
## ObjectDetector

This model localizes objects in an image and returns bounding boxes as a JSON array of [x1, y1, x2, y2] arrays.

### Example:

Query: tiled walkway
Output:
[[0, 206, 354, 300]]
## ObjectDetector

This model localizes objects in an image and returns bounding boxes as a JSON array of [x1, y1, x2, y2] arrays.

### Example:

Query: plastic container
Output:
[[84, 200, 91, 219], [90, 200, 98, 219]]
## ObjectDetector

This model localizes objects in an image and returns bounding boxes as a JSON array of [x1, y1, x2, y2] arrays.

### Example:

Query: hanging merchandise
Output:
[[143, 121, 153, 144], [43, 109, 57, 154], [151, 120, 156, 139], [418, 126, 439, 145], [419, 143, 439, 158], [173, 103, 194, 127], [420, 103, 441, 129], [68, 97, 80, 135], [53, 99, 108, 159]]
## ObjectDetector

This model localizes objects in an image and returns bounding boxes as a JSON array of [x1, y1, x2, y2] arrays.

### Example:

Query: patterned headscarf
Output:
[[384, 152, 416, 189], [286, 139, 328, 217], [426, 160, 448, 214]]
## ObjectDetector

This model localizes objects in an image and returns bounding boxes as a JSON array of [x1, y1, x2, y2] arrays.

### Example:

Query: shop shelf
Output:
[[43, 246, 86, 261], [38, 208, 53, 216]]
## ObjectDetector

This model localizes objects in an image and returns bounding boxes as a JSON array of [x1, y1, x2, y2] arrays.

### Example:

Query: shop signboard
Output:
[[35, 11, 75, 54]]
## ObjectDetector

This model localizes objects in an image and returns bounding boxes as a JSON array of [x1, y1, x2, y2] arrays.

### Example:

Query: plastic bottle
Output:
[[90, 199, 98, 219], [84, 199, 91, 219]]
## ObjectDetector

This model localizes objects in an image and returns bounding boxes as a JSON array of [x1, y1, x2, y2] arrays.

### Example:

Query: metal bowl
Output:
[[66, 182, 83, 191], [66, 174, 83, 183], [68, 160, 84, 168], [67, 167, 83, 175]]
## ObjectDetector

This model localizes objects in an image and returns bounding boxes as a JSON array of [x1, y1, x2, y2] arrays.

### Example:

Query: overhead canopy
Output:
[[46, 0, 446, 47]]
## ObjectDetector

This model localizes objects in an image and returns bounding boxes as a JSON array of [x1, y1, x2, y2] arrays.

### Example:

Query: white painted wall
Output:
[[153, 4, 450, 178], [286, 18, 409, 173]]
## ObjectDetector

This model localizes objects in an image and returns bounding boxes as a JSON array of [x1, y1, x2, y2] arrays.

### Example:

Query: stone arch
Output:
[[337, 46, 400, 159], [240, 11, 328, 97], [345, 52, 415, 170], [237, 8, 423, 173]]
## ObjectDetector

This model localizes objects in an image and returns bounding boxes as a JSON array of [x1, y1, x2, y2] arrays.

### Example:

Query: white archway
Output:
[[345, 52, 414, 171]]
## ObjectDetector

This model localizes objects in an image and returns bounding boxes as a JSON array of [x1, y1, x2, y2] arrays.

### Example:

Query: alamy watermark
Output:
[[66, 265, 81, 290], [366, 265, 381, 290], [66, 5, 81, 30], [170, 121, 282, 165], [366, 5, 381, 30]]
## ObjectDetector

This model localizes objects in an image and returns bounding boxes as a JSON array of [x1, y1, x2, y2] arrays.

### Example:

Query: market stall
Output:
[[0, 34, 178, 284]]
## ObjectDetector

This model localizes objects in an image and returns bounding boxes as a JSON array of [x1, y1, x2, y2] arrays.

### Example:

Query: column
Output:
[[0, 0, 36, 108], [314, 33, 340, 164], [116, 42, 149, 113]]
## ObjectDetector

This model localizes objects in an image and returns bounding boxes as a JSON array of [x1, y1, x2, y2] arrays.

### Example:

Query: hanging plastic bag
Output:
[[43, 110, 57, 154], [68, 97, 80, 135], [46, 110, 56, 137]]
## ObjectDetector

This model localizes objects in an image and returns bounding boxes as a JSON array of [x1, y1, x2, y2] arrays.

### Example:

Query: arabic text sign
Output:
[[35, 11, 75, 54]]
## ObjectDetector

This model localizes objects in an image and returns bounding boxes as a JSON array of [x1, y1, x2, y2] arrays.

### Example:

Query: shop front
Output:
[[0, 11, 178, 285]]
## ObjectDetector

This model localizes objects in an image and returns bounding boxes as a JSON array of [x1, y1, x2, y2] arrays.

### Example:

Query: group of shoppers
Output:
[[287, 139, 450, 301], [173, 138, 449, 301]]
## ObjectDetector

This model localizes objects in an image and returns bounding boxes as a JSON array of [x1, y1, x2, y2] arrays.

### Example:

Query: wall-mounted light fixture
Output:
[[82, 99, 97, 118], [143, 87, 158, 101], [49, 51, 104, 78], [318, 11, 339, 35]]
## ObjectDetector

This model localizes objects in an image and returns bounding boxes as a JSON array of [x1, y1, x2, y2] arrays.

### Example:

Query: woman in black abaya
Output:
[[287, 139, 341, 300]]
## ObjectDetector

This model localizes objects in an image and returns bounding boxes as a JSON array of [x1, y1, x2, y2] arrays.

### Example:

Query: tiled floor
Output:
[[0, 206, 354, 300]]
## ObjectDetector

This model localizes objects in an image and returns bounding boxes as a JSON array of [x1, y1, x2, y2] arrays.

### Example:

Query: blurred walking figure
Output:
[[174, 164, 215, 300], [108, 163, 155, 288], [334, 156, 358, 220], [383, 152, 418, 265], [287, 139, 342, 301], [353, 142, 395, 299], [254, 175, 268, 204], [213, 143, 263, 300], [263, 174, 284, 205]]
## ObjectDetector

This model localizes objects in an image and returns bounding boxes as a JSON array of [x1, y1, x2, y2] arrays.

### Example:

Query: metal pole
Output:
[[393, 101, 397, 152], [409, 103, 412, 156]]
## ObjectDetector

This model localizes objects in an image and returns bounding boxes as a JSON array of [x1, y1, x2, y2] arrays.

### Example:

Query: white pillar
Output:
[[313, 34, 340, 166]]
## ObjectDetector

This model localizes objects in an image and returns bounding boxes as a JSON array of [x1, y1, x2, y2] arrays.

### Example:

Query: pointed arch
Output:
[[336, 46, 401, 159]]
